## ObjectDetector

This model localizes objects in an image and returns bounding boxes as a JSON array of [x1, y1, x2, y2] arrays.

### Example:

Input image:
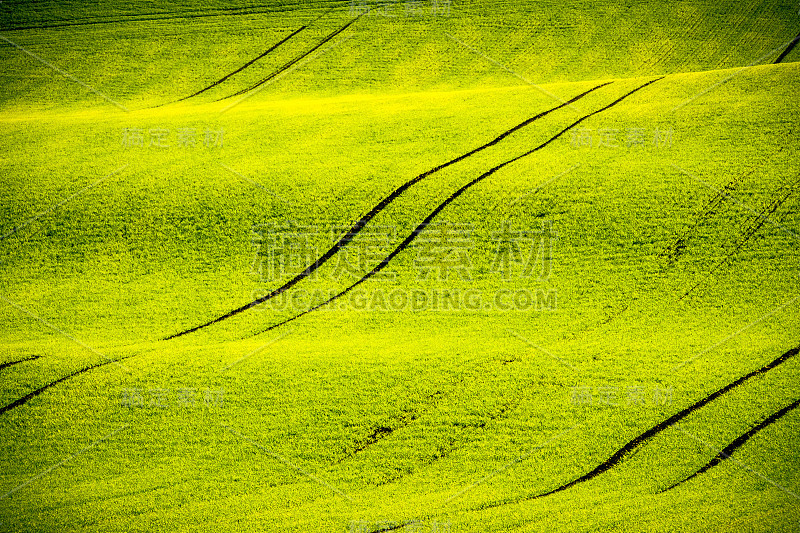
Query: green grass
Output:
[[1, 1, 799, 532]]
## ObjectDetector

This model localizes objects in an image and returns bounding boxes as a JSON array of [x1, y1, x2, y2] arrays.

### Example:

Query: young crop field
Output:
[[0, 1, 799, 531]]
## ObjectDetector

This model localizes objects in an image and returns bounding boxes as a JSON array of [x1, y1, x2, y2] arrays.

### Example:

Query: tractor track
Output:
[[470, 344, 799, 510], [679, 172, 800, 300], [249, 77, 663, 338], [354, 346, 799, 531], [0, 356, 131, 416], [218, 11, 367, 101], [662, 396, 800, 492], [599, 149, 793, 329], [354, 349, 554, 488], [335, 353, 515, 465], [1, 80, 625, 415], [659, 148, 785, 263], [0, 1, 344, 32], [174, 25, 308, 102], [338, 372, 525, 488], [165, 81, 612, 339], [0, 355, 40, 371], [774, 30, 800, 64]]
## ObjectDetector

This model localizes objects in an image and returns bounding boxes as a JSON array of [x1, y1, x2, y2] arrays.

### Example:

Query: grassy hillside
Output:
[[1, 0, 799, 109], [0, 1, 799, 532]]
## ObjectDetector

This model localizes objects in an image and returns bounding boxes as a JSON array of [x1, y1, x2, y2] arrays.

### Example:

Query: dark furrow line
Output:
[[661, 397, 800, 492], [658, 148, 785, 262], [366, 522, 416, 533], [249, 77, 664, 338], [175, 26, 307, 102], [678, 174, 799, 300], [472, 344, 799, 510], [0, 83, 627, 413], [156, 7, 334, 108], [370, 521, 417, 533], [0, 355, 40, 371], [337, 359, 521, 468], [164, 81, 612, 339], [5, 83, 654, 417], [373, 400, 516, 488], [0, 11, 279, 31], [218, 11, 366, 101], [774, 30, 800, 64], [337, 410, 419, 463], [364, 346, 800, 531], [0, 356, 131, 416], [601, 149, 793, 329], [0, 1, 341, 31]]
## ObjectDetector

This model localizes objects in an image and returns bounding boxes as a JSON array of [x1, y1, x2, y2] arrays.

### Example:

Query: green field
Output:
[[1, 1, 799, 532]]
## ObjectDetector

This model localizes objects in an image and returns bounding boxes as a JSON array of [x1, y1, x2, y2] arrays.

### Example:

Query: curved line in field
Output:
[[471, 344, 799, 510], [0, 355, 40, 371], [0, 83, 635, 413], [175, 26, 308, 102], [679, 174, 799, 300], [661, 396, 800, 492], [165, 81, 612, 339], [217, 11, 366, 101], [774, 31, 800, 64], [0, 356, 130, 416], [0, 78, 661, 415], [658, 147, 786, 263], [603, 150, 794, 330], [0, 2, 324, 31], [248, 77, 663, 338]]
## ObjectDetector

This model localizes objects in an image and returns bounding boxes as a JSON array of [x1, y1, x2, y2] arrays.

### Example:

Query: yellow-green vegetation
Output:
[[1, 1, 799, 532]]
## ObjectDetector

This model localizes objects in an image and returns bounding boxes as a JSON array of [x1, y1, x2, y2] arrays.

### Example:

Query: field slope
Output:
[[1, 1, 799, 532]]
